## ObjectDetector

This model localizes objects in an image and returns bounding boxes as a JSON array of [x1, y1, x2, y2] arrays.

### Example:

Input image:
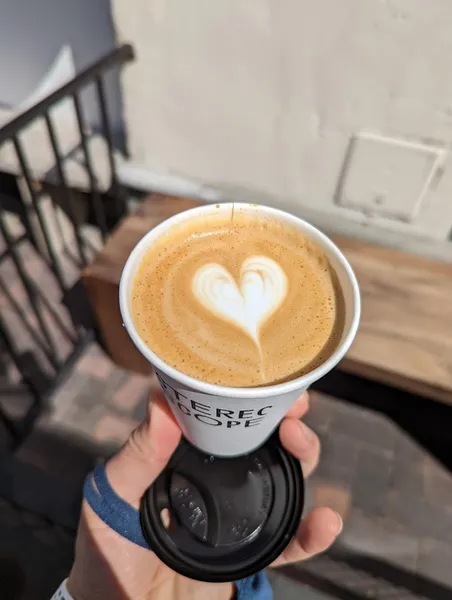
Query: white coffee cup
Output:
[[120, 203, 360, 457]]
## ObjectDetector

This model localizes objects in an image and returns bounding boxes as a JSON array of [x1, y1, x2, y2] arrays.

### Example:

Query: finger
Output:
[[272, 507, 342, 567], [105, 390, 181, 507], [285, 391, 310, 419], [279, 417, 320, 478]]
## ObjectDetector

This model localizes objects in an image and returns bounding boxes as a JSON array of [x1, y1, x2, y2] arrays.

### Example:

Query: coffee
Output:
[[131, 208, 345, 387]]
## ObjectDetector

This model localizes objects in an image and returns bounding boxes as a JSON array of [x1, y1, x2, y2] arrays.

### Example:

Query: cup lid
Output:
[[140, 434, 304, 582]]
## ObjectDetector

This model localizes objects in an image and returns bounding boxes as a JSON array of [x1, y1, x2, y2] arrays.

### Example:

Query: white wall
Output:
[[113, 0, 452, 254]]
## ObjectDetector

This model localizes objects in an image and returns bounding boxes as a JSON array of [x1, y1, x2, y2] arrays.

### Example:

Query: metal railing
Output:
[[0, 44, 135, 444]]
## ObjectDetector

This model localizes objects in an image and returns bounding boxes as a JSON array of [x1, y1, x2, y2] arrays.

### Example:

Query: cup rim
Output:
[[119, 202, 361, 399]]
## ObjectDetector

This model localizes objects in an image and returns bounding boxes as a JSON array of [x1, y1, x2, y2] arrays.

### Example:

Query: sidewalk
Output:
[[1, 342, 452, 598]]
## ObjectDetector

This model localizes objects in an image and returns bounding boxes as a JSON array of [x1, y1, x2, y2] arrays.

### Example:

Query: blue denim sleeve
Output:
[[234, 572, 273, 600]]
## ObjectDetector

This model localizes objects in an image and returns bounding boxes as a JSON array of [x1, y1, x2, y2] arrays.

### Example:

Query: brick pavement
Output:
[[1, 341, 452, 597], [304, 391, 452, 589], [14, 343, 159, 488]]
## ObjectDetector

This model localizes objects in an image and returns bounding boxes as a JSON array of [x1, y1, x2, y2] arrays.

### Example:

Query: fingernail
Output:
[[334, 512, 343, 536]]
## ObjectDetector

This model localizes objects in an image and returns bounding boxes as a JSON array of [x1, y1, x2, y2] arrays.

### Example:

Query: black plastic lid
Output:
[[140, 434, 304, 582]]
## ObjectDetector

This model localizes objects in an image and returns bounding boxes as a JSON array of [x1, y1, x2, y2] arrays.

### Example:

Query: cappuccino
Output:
[[131, 208, 344, 387]]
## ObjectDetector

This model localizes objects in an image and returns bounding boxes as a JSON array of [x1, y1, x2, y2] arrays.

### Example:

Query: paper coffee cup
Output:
[[120, 203, 360, 457]]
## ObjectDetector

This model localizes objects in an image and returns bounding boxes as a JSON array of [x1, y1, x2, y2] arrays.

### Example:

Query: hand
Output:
[[67, 391, 342, 600]]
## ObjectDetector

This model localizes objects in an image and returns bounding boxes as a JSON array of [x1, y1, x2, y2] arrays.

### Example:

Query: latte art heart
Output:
[[132, 211, 343, 387], [192, 256, 288, 343]]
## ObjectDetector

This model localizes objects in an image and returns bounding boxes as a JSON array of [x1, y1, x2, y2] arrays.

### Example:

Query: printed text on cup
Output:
[[156, 374, 274, 429]]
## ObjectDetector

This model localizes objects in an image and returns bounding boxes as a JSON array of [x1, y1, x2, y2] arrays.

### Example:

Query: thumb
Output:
[[105, 390, 181, 507]]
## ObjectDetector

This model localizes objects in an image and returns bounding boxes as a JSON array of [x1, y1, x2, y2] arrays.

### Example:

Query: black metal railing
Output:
[[0, 44, 135, 444]]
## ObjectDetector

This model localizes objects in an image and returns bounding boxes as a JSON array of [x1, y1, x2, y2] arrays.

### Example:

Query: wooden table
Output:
[[83, 193, 452, 405]]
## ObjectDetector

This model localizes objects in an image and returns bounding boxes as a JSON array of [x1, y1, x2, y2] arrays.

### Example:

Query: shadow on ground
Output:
[[272, 546, 452, 600], [313, 370, 452, 472], [0, 361, 451, 599], [0, 428, 118, 600]]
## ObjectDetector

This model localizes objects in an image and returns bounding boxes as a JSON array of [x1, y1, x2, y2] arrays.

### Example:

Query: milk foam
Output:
[[192, 256, 287, 345], [131, 211, 344, 387]]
